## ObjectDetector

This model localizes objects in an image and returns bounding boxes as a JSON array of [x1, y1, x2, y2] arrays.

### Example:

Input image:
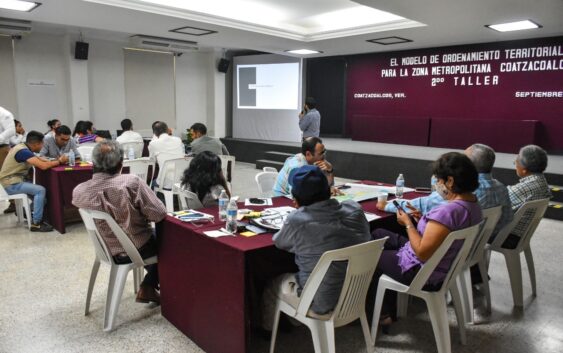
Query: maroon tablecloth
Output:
[[158, 185, 424, 353], [35, 165, 94, 234]]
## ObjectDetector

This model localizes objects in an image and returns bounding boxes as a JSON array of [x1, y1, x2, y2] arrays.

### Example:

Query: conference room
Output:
[[1, 1, 562, 352]]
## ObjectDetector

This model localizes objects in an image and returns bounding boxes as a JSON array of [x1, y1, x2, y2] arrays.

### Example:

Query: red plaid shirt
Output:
[[73, 173, 167, 256]]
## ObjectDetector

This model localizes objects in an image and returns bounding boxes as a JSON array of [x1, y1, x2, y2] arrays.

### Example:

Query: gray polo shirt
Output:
[[273, 199, 370, 314], [190, 135, 229, 156], [39, 135, 81, 159], [299, 108, 321, 138]]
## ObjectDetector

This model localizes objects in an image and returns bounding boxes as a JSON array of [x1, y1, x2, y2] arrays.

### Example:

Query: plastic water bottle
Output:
[[226, 198, 238, 233], [431, 175, 437, 192], [395, 173, 404, 199], [68, 150, 75, 167], [218, 190, 228, 221], [128, 146, 135, 160]]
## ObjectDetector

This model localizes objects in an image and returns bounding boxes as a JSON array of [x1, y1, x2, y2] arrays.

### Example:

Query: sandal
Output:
[[379, 314, 393, 334]]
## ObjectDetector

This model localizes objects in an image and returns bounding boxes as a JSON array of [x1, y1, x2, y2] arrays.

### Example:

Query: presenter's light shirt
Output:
[[299, 108, 321, 138]]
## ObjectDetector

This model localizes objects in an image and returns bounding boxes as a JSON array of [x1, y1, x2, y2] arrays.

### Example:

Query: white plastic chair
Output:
[[255, 171, 278, 198], [123, 157, 153, 185], [77, 144, 96, 162], [270, 238, 387, 353], [456, 206, 502, 323], [0, 184, 31, 229], [120, 141, 144, 159], [79, 208, 157, 332], [174, 183, 204, 210], [154, 157, 192, 212], [486, 198, 549, 307], [371, 222, 483, 353], [263, 166, 278, 173], [219, 155, 236, 183]]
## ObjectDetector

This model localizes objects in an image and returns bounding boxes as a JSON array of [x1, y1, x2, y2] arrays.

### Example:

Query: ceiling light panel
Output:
[[170, 26, 217, 36], [0, 0, 40, 12], [486, 20, 541, 32], [367, 36, 413, 45], [285, 49, 322, 55]]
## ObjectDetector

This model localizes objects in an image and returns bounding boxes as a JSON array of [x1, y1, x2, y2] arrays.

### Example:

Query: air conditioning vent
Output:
[[130, 35, 198, 53], [0, 17, 32, 36]]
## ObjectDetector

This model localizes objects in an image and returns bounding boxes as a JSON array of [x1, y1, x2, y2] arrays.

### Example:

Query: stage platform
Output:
[[222, 137, 563, 220]]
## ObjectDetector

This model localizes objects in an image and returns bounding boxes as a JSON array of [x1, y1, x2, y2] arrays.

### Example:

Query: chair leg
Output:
[[450, 283, 467, 345], [478, 260, 492, 313], [307, 320, 333, 353], [85, 260, 100, 315], [163, 191, 174, 213], [425, 294, 451, 353], [504, 253, 524, 307], [269, 303, 281, 353], [133, 267, 143, 294], [459, 269, 474, 324], [523, 247, 537, 297], [397, 292, 409, 318], [360, 312, 374, 353], [104, 265, 130, 332], [24, 200, 31, 229], [370, 285, 387, 345], [14, 199, 23, 224]]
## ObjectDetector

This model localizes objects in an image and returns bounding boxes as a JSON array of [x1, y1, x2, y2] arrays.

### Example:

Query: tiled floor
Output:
[[1, 162, 562, 353]]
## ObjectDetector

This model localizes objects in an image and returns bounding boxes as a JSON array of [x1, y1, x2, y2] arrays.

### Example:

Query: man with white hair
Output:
[[503, 144, 552, 248], [73, 140, 167, 304]]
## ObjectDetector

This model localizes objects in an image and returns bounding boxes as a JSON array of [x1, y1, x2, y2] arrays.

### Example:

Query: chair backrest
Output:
[[174, 184, 205, 210], [219, 155, 235, 182], [120, 141, 144, 159], [263, 166, 278, 173], [78, 208, 146, 267], [255, 171, 278, 197], [295, 238, 387, 327], [77, 144, 95, 162], [123, 158, 152, 184], [466, 206, 502, 266], [408, 222, 483, 294], [156, 156, 192, 190], [491, 198, 549, 250]]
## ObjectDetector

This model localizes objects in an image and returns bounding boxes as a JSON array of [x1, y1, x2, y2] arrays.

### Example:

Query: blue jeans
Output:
[[4, 182, 46, 224]]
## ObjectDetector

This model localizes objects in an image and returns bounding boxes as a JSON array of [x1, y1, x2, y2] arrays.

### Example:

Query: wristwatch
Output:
[[405, 224, 413, 230]]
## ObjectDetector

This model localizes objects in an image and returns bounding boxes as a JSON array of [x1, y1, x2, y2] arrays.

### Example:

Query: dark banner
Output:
[[346, 36, 563, 151]]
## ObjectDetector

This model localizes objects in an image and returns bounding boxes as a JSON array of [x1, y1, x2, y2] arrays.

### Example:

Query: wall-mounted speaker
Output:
[[218, 58, 230, 73], [75, 41, 89, 60]]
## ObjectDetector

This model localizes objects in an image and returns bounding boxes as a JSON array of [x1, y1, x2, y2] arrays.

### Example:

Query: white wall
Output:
[[7, 32, 227, 139], [13, 33, 71, 133]]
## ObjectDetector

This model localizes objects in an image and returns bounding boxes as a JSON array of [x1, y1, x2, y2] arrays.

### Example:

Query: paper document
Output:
[[204, 229, 233, 238], [364, 212, 381, 222]]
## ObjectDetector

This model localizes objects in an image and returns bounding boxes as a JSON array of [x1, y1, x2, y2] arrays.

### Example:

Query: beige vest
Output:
[[0, 143, 32, 187]]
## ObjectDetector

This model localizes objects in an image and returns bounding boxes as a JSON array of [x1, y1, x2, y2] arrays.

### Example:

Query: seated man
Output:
[[189, 122, 229, 156], [504, 144, 552, 248], [148, 121, 184, 167], [273, 137, 334, 196], [39, 125, 81, 160], [116, 118, 143, 145], [465, 143, 513, 238], [262, 165, 371, 330], [72, 141, 167, 303], [0, 131, 68, 231]]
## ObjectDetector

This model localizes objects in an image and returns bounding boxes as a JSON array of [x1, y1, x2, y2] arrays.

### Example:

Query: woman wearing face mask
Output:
[[370, 152, 483, 333]]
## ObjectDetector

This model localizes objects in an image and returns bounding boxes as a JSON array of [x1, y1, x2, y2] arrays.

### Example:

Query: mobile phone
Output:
[[392, 200, 407, 213], [415, 187, 432, 193], [249, 198, 265, 204]]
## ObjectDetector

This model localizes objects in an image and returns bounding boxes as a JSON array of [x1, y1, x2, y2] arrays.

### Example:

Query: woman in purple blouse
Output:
[[372, 152, 482, 332], [73, 120, 104, 144]]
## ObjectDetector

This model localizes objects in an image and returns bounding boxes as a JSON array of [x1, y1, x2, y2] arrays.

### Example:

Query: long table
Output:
[[34, 165, 94, 234], [158, 182, 422, 353]]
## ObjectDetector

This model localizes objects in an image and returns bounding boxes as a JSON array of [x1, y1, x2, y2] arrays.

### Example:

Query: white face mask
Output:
[[436, 182, 449, 200]]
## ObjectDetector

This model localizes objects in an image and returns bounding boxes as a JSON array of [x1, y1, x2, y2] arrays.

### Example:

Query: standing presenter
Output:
[[298, 97, 320, 141]]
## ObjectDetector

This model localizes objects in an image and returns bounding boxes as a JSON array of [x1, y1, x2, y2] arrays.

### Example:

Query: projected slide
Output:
[[237, 63, 299, 110]]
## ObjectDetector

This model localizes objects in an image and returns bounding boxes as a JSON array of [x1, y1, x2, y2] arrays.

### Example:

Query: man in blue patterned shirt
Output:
[[272, 137, 334, 196], [465, 143, 513, 239], [504, 145, 552, 248]]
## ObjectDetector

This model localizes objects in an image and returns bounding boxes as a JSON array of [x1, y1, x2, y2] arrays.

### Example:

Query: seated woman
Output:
[[45, 119, 61, 138], [73, 120, 104, 144], [180, 151, 231, 208], [371, 152, 482, 331]]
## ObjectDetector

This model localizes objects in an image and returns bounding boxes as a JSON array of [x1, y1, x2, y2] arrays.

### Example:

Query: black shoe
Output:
[[4, 203, 16, 214], [30, 222, 54, 232]]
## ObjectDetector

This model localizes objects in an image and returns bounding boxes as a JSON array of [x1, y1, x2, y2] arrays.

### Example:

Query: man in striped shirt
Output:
[[73, 140, 167, 304]]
